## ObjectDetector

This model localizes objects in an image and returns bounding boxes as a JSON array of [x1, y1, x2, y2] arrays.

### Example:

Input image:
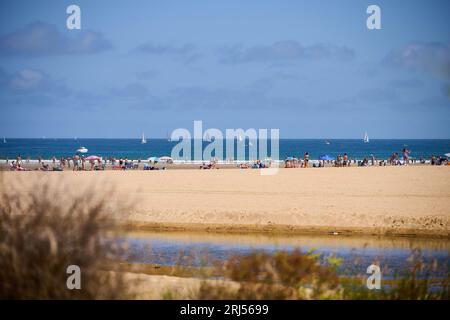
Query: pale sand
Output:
[[121, 273, 229, 300], [2, 166, 450, 237]]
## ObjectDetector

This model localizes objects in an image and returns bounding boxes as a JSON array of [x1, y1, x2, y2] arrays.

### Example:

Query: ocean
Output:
[[0, 138, 449, 161]]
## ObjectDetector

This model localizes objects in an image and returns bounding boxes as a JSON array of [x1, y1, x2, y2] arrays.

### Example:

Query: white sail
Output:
[[3, 137, 6, 143], [363, 132, 369, 143], [141, 132, 147, 144], [238, 133, 243, 142]]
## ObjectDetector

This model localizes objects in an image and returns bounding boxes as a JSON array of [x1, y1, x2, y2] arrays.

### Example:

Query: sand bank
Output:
[[1, 166, 449, 237]]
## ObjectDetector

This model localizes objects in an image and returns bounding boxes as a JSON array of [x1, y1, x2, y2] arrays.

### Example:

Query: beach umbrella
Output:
[[318, 154, 335, 161], [445, 153, 450, 157], [85, 155, 101, 161], [148, 157, 160, 163]]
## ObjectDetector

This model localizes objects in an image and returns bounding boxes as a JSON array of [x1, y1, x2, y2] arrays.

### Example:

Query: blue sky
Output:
[[0, 0, 449, 138]]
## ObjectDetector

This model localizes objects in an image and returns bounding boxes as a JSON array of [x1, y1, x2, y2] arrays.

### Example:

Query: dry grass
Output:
[[341, 252, 450, 300], [197, 250, 342, 299], [195, 249, 449, 300], [0, 175, 133, 299]]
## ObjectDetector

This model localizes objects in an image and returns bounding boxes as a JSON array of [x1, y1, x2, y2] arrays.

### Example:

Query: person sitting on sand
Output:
[[10, 161, 28, 171], [389, 153, 399, 165], [17, 163, 28, 171], [40, 163, 50, 171], [52, 165, 63, 171], [388, 153, 394, 165], [200, 162, 209, 169], [359, 158, 368, 167]]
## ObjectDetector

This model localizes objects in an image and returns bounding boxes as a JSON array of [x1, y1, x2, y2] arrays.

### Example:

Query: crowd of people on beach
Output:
[[4, 148, 450, 172], [282, 148, 449, 169], [6, 155, 158, 171]]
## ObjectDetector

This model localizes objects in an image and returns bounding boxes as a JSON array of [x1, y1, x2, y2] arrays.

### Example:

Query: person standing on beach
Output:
[[73, 155, 80, 171], [343, 153, 350, 167], [303, 152, 309, 168], [403, 148, 410, 165]]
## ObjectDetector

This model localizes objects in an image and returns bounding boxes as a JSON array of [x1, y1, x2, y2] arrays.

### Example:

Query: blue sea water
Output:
[[0, 138, 449, 160]]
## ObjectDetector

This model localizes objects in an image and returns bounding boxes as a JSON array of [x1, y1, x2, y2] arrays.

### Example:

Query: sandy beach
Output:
[[1, 166, 449, 237]]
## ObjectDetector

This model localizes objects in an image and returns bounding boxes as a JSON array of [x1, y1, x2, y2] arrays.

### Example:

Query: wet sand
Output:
[[2, 166, 450, 237]]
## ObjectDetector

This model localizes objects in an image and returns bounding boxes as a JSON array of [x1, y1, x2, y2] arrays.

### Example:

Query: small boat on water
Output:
[[325, 140, 330, 145], [77, 147, 88, 153], [141, 132, 147, 144], [3, 137, 6, 143], [363, 132, 369, 143]]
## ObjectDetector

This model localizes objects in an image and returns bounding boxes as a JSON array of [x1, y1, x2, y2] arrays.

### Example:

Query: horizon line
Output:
[[2, 137, 450, 140]]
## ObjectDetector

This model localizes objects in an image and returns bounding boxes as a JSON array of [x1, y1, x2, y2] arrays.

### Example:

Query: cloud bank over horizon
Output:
[[0, 21, 113, 56]]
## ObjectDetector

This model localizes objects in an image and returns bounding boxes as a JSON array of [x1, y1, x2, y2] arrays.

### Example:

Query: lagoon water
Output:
[[124, 231, 449, 279], [1, 138, 449, 160]]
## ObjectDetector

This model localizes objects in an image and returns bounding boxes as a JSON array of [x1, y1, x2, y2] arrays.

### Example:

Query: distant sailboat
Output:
[[325, 140, 330, 145], [166, 132, 171, 142], [3, 137, 6, 143], [238, 133, 243, 142], [363, 132, 369, 143], [141, 132, 147, 144]]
